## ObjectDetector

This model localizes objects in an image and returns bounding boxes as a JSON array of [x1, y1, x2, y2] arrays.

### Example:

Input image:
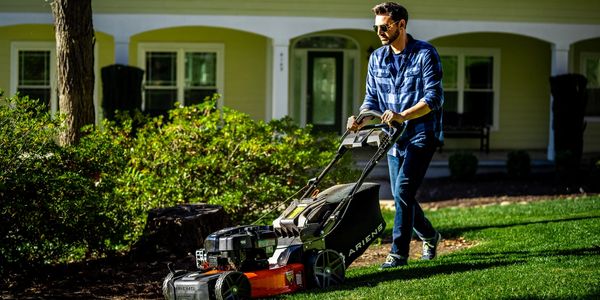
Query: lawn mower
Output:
[[162, 110, 405, 299]]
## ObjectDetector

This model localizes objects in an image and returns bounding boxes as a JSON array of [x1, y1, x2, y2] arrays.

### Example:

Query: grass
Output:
[[282, 195, 600, 299]]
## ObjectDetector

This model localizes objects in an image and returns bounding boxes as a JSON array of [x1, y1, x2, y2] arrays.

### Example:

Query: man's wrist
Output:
[[397, 111, 407, 122]]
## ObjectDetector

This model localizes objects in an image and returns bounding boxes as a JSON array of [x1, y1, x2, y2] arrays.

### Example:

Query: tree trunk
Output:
[[51, 0, 96, 146]]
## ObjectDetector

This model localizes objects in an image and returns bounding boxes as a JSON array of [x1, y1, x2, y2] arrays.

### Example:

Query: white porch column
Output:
[[114, 38, 130, 65], [270, 41, 290, 120], [547, 44, 570, 161]]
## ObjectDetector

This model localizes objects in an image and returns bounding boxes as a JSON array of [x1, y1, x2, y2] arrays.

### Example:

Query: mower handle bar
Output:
[[356, 109, 402, 130], [355, 109, 382, 123]]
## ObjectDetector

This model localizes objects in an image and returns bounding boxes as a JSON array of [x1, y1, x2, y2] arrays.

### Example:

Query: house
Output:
[[1, 0, 599, 159]]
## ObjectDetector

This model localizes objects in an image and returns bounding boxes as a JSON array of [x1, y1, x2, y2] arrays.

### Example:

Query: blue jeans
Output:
[[388, 140, 437, 258]]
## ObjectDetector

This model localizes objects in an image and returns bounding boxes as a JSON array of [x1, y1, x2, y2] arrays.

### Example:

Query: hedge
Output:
[[0, 94, 357, 271]]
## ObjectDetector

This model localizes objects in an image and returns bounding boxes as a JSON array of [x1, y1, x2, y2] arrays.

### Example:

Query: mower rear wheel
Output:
[[214, 271, 251, 300], [310, 249, 346, 288]]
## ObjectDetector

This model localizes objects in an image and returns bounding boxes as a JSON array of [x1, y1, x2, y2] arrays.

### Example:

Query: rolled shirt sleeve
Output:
[[420, 48, 444, 111]]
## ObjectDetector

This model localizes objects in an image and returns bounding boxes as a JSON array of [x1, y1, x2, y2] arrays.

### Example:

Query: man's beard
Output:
[[380, 29, 399, 45]]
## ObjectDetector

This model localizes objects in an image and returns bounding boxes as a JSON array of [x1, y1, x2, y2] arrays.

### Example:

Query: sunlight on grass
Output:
[[282, 196, 600, 299]]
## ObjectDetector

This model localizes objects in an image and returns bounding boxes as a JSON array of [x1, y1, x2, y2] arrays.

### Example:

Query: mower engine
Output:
[[197, 225, 278, 272]]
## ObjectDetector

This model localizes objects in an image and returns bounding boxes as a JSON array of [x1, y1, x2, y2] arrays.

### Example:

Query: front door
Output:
[[307, 51, 343, 132]]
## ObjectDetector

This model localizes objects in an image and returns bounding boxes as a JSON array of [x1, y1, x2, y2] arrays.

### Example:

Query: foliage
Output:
[[448, 151, 478, 180], [506, 150, 531, 179], [114, 98, 358, 234], [0, 94, 358, 269], [0, 94, 134, 270]]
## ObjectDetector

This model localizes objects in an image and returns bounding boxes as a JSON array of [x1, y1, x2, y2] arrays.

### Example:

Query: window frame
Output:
[[11, 41, 100, 123], [138, 43, 225, 112], [438, 47, 501, 130], [580, 51, 600, 122], [10, 41, 58, 114]]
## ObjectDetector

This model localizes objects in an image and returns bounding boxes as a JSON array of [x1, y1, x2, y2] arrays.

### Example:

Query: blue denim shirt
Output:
[[360, 35, 444, 156]]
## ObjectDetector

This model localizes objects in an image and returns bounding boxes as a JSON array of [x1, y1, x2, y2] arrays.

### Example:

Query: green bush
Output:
[[114, 99, 357, 235], [506, 150, 531, 179], [0, 94, 135, 269], [448, 151, 478, 180], [0, 94, 358, 270]]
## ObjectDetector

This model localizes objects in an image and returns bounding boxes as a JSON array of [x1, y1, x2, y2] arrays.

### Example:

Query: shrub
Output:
[[0, 94, 136, 270], [448, 151, 478, 180], [114, 99, 358, 237], [0, 94, 358, 270], [506, 150, 531, 179]]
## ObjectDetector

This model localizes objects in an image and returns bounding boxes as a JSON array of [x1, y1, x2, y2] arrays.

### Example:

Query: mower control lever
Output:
[[356, 110, 402, 129], [355, 109, 382, 123]]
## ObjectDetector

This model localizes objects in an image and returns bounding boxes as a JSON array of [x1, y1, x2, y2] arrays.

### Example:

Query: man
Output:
[[347, 2, 444, 269]]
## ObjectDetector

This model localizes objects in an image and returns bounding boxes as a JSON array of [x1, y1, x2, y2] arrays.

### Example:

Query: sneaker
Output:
[[422, 232, 441, 260], [379, 254, 407, 270]]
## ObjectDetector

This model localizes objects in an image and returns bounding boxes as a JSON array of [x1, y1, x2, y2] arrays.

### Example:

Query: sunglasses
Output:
[[373, 21, 399, 33]]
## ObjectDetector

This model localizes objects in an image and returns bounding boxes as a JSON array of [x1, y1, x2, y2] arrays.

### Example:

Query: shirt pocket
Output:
[[401, 67, 421, 92], [375, 69, 391, 78], [374, 69, 392, 93]]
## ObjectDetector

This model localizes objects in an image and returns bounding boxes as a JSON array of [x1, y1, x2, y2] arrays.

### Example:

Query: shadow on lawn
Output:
[[440, 215, 600, 239], [292, 245, 599, 298], [291, 260, 520, 297], [455, 246, 600, 261]]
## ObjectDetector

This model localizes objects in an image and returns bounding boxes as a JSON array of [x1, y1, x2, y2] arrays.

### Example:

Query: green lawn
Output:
[[283, 196, 600, 299]]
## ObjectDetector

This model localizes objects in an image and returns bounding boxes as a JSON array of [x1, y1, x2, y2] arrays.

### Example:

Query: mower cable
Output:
[[251, 184, 310, 225]]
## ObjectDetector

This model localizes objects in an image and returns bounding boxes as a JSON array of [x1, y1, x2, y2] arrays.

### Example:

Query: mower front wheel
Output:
[[214, 271, 251, 300]]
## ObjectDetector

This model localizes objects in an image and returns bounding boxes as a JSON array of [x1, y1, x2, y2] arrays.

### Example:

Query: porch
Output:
[[353, 149, 555, 200]]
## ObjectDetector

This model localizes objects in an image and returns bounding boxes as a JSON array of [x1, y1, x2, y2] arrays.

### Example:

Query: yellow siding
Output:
[[1, 0, 599, 24], [130, 27, 268, 120], [431, 33, 551, 151], [95, 31, 115, 115]]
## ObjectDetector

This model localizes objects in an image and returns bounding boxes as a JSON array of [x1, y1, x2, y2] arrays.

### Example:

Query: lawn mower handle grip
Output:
[[360, 122, 402, 130], [355, 109, 382, 123], [357, 110, 403, 130]]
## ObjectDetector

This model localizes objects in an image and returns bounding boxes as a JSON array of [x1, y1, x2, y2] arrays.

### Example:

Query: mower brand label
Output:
[[176, 286, 196, 292], [347, 222, 384, 258]]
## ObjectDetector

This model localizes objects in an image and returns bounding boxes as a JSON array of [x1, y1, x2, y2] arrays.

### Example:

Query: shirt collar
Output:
[[384, 34, 415, 61]]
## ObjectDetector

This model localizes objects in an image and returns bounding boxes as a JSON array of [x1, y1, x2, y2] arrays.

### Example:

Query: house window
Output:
[[139, 43, 224, 116], [439, 49, 500, 128], [581, 53, 600, 118], [10, 42, 57, 113]]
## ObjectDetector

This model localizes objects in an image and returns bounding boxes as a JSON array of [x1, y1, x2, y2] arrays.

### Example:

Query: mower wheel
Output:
[[309, 249, 346, 288], [214, 271, 251, 300]]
